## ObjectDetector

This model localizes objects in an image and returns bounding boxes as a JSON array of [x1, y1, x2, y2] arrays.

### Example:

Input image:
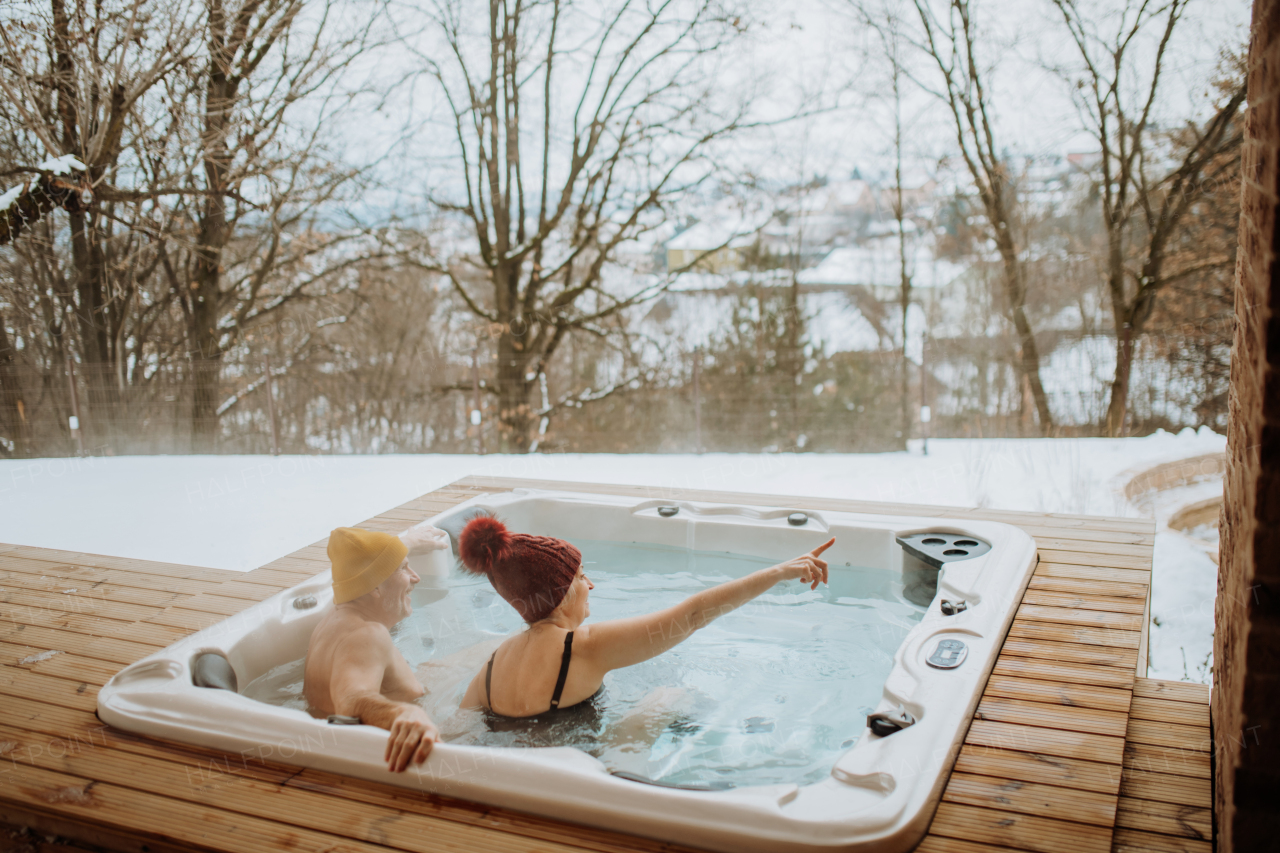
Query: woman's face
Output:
[[562, 566, 594, 623]]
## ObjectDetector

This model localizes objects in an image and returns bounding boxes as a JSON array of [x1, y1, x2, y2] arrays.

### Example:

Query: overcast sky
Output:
[[334, 0, 1252, 217]]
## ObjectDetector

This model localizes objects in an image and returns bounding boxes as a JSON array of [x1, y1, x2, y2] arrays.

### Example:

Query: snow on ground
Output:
[[1144, 478, 1224, 684], [0, 428, 1225, 682]]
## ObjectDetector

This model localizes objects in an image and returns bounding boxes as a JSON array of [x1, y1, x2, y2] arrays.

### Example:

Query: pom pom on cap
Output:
[[459, 515, 512, 575]]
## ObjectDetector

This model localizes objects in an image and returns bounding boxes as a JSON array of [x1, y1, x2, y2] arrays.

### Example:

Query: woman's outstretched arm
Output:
[[577, 538, 834, 674]]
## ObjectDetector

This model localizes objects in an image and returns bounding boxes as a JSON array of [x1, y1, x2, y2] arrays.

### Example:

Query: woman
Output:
[[458, 515, 833, 718]]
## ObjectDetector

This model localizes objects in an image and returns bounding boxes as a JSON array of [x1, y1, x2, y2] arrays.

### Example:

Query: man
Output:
[[304, 524, 449, 773]]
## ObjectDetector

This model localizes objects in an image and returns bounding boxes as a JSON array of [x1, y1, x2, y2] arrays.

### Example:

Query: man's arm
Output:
[[329, 624, 439, 772], [399, 523, 449, 554]]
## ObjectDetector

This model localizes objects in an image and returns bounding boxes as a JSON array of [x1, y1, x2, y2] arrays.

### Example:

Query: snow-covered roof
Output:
[[666, 269, 793, 292], [666, 218, 763, 251], [798, 240, 967, 291], [639, 288, 886, 354]]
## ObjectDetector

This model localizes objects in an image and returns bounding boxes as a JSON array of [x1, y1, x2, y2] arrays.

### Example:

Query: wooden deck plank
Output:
[[1124, 720, 1213, 753], [0, 554, 230, 596], [1005, 621, 1142, 652], [999, 637, 1140, 669], [1, 586, 163, 624], [916, 837, 1031, 853], [981, 675, 1133, 713], [0, 545, 230, 580], [926, 802, 1113, 853], [1119, 771, 1211, 809], [975, 697, 1130, 739], [0, 695, 710, 853], [1114, 799, 1211, 841], [1033, 550, 1151, 571], [0, 668, 100, 713], [0, 725, 612, 853], [1122, 743, 1212, 780], [993, 656, 1136, 689], [163, 592, 271, 617], [1130, 680, 1210, 706], [1, 608, 188, 647], [941, 772, 1118, 825], [0, 622, 161, 662], [1035, 564, 1152, 585], [1027, 576, 1149, 600], [965, 720, 1126, 765], [1021, 590, 1148, 616], [1025, 538, 1155, 559], [1127, 697, 1209, 728], [0, 476, 1202, 853], [953, 745, 1121, 795], [1017, 604, 1145, 632], [0, 571, 191, 610], [2, 641, 119, 685], [1111, 827, 1212, 853], [3, 760, 573, 853], [240, 567, 320, 588]]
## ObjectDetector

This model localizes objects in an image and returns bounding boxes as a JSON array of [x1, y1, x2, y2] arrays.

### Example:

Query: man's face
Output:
[[376, 560, 420, 623]]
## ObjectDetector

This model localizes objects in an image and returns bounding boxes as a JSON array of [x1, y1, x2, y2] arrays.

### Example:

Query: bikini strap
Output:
[[549, 632, 574, 710], [485, 652, 496, 710]]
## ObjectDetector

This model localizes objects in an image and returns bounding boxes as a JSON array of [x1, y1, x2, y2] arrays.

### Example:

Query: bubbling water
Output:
[[244, 538, 925, 788]]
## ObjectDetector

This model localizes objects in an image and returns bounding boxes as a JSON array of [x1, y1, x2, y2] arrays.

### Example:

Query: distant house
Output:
[[797, 233, 967, 305], [665, 220, 759, 273]]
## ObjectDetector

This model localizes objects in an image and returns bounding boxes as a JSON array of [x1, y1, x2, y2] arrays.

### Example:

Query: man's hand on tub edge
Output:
[[775, 537, 834, 590], [385, 704, 440, 772], [399, 524, 450, 555]]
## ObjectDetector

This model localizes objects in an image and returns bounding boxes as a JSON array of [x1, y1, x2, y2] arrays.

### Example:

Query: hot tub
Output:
[[98, 488, 1037, 853]]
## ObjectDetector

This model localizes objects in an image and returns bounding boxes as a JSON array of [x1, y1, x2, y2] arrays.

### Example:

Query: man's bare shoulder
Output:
[[313, 608, 395, 651]]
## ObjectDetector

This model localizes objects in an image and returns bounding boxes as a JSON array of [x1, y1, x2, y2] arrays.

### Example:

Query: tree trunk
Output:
[[995, 232, 1054, 434], [188, 240, 225, 450], [192, 354, 223, 452], [188, 0, 237, 451], [0, 311, 29, 457], [495, 331, 534, 452], [788, 268, 801, 446], [1105, 320, 1134, 436], [1009, 300, 1053, 433]]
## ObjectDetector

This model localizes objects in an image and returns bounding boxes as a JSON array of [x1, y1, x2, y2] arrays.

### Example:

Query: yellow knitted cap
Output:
[[328, 527, 408, 604]]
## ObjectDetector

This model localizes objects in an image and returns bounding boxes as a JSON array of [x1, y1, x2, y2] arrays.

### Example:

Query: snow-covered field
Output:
[[1, 429, 1225, 683]]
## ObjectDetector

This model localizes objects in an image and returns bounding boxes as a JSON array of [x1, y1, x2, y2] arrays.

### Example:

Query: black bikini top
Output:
[[485, 631, 575, 715]]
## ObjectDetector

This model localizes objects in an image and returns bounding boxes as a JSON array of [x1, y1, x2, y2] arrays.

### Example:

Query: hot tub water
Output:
[[244, 538, 926, 788]]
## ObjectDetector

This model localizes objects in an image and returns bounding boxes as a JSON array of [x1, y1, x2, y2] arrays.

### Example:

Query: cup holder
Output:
[[896, 532, 992, 568]]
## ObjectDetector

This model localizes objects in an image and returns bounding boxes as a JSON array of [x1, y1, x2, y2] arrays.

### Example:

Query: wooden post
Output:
[[66, 355, 85, 457], [263, 355, 280, 456], [693, 347, 703, 454], [1215, 1, 1280, 846]]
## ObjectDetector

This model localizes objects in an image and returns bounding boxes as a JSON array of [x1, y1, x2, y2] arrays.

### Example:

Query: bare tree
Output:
[[904, 0, 1054, 434], [1050, 0, 1245, 435], [404, 0, 755, 451], [0, 0, 200, 433], [170, 0, 379, 447], [1, 0, 379, 449], [859, 5, 919, 444]]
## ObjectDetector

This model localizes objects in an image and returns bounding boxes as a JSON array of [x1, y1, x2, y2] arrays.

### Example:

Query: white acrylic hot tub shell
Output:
[[98, 489, 1037, 853]]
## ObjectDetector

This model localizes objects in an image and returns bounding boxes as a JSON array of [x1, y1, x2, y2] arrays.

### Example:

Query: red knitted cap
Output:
[[458, 515, 582, 623]]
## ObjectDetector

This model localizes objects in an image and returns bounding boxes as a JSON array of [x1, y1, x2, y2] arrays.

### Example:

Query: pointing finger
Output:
[[810, 537, 835, 557]]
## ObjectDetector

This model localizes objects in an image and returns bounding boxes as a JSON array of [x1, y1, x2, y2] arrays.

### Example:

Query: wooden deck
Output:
[[0, 476, 1212, 853]]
